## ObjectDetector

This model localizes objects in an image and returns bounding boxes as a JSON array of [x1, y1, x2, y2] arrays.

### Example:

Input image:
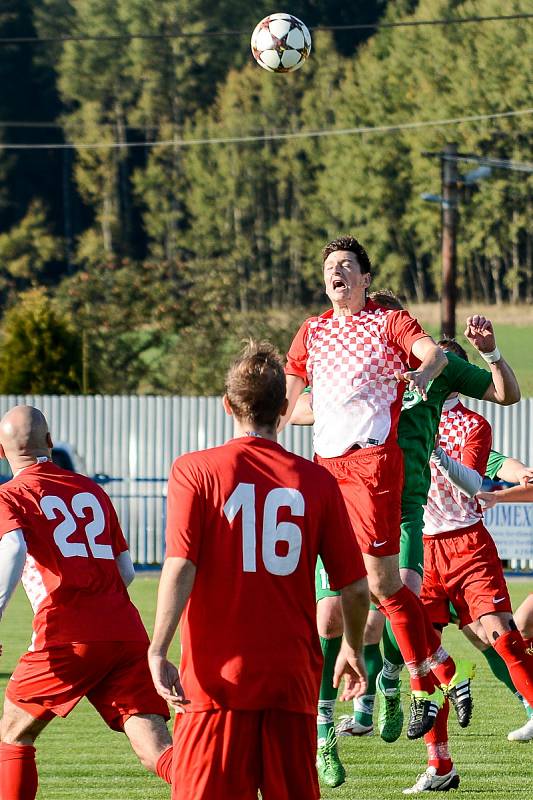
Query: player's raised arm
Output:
[[148, 556, 196, 710], [478, 482, 533, 509], [494, 457, 533, 486], [464, 315, 520, 405]]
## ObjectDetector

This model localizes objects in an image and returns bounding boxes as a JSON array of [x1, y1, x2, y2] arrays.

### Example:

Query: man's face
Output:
[[323, 250, 370, 305]]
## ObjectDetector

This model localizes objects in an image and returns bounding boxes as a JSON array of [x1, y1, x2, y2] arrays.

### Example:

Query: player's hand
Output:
[[464, 315, 496, 353], [148, 652, 190, 712], [394, 369, 431, 401], [476, 490, 498, 509], [515, 466, 533, 487], [332, 643, 367, 701]]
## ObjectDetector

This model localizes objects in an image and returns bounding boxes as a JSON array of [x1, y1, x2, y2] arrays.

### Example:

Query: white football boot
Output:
[[507, 717, 533, 742], [403, 766, 460, 794]]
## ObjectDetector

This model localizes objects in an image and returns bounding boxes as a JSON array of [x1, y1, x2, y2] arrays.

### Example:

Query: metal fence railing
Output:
[[0, 395, 530, 567]]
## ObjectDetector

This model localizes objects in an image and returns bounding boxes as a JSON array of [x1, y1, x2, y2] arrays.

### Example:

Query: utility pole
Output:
[[441, 143, 459, 339]]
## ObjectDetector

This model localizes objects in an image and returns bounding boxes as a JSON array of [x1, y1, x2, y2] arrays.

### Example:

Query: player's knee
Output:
[[124, 713, 171, 773]]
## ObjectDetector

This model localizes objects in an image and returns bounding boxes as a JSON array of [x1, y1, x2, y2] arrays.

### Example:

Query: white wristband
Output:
[[480, 347, 501, 364]]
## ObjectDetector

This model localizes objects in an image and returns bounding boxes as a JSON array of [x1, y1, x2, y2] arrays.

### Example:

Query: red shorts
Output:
[[421, 521, 512, 627], [315, 442, 403, 556], [6, 641, 169, 731], [172, 708, 319, 800]]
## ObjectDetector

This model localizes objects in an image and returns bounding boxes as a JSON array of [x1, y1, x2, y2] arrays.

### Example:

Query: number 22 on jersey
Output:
[[223, 483, 304, 576], [40, 492, 114, 560]]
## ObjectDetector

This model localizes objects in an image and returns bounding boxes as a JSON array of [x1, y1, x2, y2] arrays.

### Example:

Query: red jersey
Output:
[[285, 300, 428, 457], [0, 461, 148, 651], [424, 398, 492, 535], [165, 436, 365, 715]]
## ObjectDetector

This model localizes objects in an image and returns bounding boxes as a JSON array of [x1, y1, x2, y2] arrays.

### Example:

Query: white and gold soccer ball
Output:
[[251, 13, 312, 73]]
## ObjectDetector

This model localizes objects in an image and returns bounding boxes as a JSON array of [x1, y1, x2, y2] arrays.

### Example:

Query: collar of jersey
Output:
[[320, 299, 378, 320], [442, 396, 461, 412]]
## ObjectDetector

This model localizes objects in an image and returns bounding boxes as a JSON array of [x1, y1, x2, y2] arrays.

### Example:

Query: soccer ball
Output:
[[251, 13, 312, 73]]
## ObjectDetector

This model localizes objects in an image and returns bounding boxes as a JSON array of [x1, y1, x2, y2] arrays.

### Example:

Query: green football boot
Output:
[[316, 726, 346, 788], [376, 669, 404, 742]]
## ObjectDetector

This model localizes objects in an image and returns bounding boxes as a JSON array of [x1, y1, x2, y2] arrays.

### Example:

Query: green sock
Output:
[[381, 620, 404, 689], [354, 643, 382, 726], [318, 635, 342, 742], [482, 646, 517, 695]]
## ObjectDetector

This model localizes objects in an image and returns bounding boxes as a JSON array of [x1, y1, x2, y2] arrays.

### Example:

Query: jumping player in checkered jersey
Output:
[[281, 236, 456, 785], [404, 340, 533, 794], [0, 406, 173, 800], [148, 341, 369, 800]]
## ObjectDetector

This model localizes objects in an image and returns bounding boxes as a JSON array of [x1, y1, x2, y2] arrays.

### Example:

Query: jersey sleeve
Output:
[[461, 417, 492, 474], [385, 310, 430, 362], [0, 491, 25, 538], [285, 319, 311, 381], [165, 456, 204, 564], [485, 449, 507, 480], [445, 352, 492, 400], [318, 477, 366, 590]]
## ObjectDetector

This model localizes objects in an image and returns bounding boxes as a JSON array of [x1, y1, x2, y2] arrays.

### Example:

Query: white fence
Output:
[[0, 395, 531, 566]]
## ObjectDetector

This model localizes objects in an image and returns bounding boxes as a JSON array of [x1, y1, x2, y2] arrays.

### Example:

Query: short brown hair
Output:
[[438, 338, 469, 362], [322, 236, 372, 274], [369, 289, 403, 311], [225, 341, 286, 427]]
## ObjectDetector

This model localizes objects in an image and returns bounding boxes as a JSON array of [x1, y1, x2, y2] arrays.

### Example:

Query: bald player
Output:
[[0, 406, 173, 800]]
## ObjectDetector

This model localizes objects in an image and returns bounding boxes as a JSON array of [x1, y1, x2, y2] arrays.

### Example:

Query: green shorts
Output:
[[315, 556, 340, 601]]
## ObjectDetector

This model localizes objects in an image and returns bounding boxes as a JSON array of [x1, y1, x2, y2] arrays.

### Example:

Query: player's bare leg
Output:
[[0, 698, 51, 800], [316, 596, 345, 787], [123, 713, 173, 781], [364, 553, 445, 740]]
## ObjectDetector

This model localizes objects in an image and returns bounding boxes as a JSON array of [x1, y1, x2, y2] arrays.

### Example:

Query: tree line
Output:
[[0, 0, 531, 394]]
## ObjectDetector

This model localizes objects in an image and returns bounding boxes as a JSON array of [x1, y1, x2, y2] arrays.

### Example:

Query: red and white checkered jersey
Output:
[[0, 461, 148, 651], [423, 398, 492, 536], [285, 300, 428, 457]]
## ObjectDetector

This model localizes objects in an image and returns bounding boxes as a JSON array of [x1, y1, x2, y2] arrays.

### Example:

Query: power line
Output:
[[444, 154, 533, 174], [0, 109, 531, 152], [0, 13, 531, 44]]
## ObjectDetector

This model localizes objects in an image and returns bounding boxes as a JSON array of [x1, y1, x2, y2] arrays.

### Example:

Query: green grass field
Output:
[[2, 577, 532, 799]]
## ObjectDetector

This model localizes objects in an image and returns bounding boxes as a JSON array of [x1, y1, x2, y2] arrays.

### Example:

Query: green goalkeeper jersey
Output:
[[398, 351, 493, 508]]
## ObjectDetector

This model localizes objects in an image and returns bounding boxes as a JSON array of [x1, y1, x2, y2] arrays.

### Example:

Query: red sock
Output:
[[155, 745, 173, 784], [380, 586, 434, 692], [427, 642, 456, 686], [493, 630, 533, 706], [0, 743, 38, 800], [425, 699, 452, 775]]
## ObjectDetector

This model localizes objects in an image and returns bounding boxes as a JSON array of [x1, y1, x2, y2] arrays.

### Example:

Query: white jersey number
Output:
[[223, 483, 304, 576], [40, 493, 113, 560]]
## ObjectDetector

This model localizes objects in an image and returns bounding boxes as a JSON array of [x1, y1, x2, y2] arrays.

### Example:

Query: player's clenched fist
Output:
[[464, 315, 496, 353]]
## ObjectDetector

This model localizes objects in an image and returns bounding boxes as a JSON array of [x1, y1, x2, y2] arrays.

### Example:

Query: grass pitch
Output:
[[2, 577, 532, 799]]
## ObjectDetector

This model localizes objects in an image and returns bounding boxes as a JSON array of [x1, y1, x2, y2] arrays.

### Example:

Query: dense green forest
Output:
[[0, 0, 531, 393]]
